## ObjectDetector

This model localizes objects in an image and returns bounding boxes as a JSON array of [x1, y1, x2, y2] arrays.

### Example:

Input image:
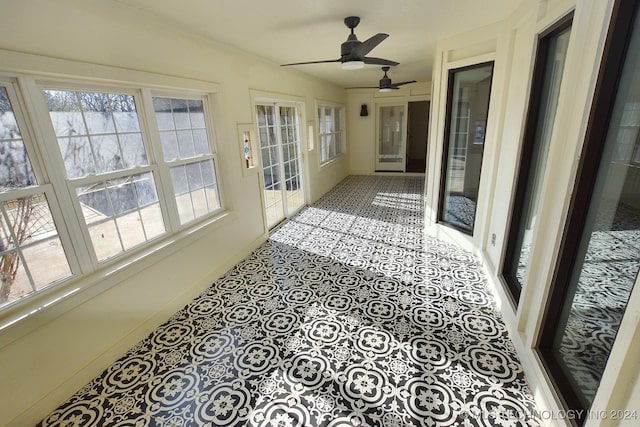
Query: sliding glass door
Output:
[[538, 0, 640, 421], [256, 103, 305, 228], [438, 62, 494, 234]]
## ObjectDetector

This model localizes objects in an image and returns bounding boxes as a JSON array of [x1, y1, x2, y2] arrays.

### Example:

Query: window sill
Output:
[[0, 209, 235, 349], [319, 153, 346, 170]]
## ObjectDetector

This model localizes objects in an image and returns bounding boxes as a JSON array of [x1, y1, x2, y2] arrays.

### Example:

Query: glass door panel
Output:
[[439, 62, 494, 234], [502, 17, 572, 303], [538, 1, 640, 419], [256, 103, 304, 229], [257, 105, 285, 227], [376, 105, 406, 171], [279, 106, 304, 215]]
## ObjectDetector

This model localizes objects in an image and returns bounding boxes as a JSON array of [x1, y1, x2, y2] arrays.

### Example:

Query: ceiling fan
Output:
[[349, 67, 417, 92], [280, 16, 399, 70]]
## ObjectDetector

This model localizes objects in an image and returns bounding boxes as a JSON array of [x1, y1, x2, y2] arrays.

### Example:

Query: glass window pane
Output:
[[93, 134, 121, 173], [153, 97, 213, 161], [107, 178, 136, 215], [23, 237, 71, 287], [318, 105, 344, 164], [44, 89, 146, 177], [193, 129, 210, 156], [0, 194, 72, 307], [378, 105, 405, 166], [160, 131, 179, 162], [153, 98, 174, 130], [503, 23, 572, 301], [186, 162, 203, 191], [261, 148, 271, 168], [0, 207, 15, 251], [257, 106, 267, 126], [188, 100, 205, 128], [120, 133, 147, 168], [133, 172, 160, 207], [175, 197, 195, 224], [0, 86, 36, 190], [190, 188, 208, 217], [0, 250, 31, 304], [171, 99, 190, 129], [170, 165, 193, 224], [79, 92, 116, 134], [77, 173, 164, 262], [57, 136, 95, 179], [170, 165, 189, 195], [203, 160, 220, 211], [171, 160, 220, 225], [139, 203, 164, 240], [87, 217, 121, 261], [439, 62, 494, 234], [43, 90, 87, 136], [116, 211, 146, 250], [110, 94, 139, 132], [177, 130, 195, 158]]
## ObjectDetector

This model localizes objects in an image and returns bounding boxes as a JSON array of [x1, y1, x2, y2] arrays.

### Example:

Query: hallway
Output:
[[40, 176, 540, 426]]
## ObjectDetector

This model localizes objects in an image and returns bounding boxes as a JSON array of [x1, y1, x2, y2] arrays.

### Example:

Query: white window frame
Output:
[[145, 90, 224, 229], [0, 70, 228, 328], [39, 83, 169, 266], [0, 78, 80, 300], [317, 103, 345, 166]]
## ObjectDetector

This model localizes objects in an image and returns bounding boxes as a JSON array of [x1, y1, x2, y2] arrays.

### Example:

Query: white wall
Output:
[[425, 0, 640, 425], [0, 0, 347, 425], [346, 84, 431, 175]]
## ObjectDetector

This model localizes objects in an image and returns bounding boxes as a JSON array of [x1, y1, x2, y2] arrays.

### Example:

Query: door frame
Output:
[[406, 100, 430, 173], [253, 95, 308, 231]]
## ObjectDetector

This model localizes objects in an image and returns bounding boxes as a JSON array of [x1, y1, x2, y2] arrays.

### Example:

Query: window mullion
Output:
[[68, 165, 155, 187]]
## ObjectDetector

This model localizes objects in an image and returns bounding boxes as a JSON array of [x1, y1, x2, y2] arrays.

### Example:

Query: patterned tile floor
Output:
[[40, 175, 540, 426]]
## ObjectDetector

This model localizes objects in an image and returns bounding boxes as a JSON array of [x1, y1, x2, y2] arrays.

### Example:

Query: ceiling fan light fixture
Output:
[[341, 60, 364, 70], [379, 87, 393, 92]]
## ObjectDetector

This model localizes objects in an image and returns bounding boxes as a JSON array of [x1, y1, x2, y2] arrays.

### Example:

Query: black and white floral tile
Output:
[[40, 176, 540, 427], [442, 195, 477, 233]]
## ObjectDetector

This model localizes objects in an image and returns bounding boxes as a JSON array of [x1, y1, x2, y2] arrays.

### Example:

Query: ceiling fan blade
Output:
[[346, 86, 378, 89], [280, 59, 341, 66], [391, 80, 417, 88], [363, 57, 400, 67], [350, 33, 388, 58]]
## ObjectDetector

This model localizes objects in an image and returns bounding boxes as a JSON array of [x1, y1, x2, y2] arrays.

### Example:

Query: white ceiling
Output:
[[113, 0, 520, 88]]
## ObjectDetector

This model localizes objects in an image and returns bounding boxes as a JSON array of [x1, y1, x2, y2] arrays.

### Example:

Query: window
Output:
[[0, 76, 224, 313], [502, 15, 572, 303], [44, 89, 165, 261], [0, 83, 72, 307], [152, 97, 221, 224], [318, 105, 344, 164], [538, 0, 640, 421], [438, 62, 494, 234]]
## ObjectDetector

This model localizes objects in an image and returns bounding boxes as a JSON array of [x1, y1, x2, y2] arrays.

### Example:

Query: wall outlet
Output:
[[491, 233, 496, 246]]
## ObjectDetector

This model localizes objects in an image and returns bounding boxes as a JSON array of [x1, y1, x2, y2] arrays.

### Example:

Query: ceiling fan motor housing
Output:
[[379, 76, 392, 88], [341, 17, 361, 59], [380, 67, 392, 88], [341, 37, 360, 58]]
